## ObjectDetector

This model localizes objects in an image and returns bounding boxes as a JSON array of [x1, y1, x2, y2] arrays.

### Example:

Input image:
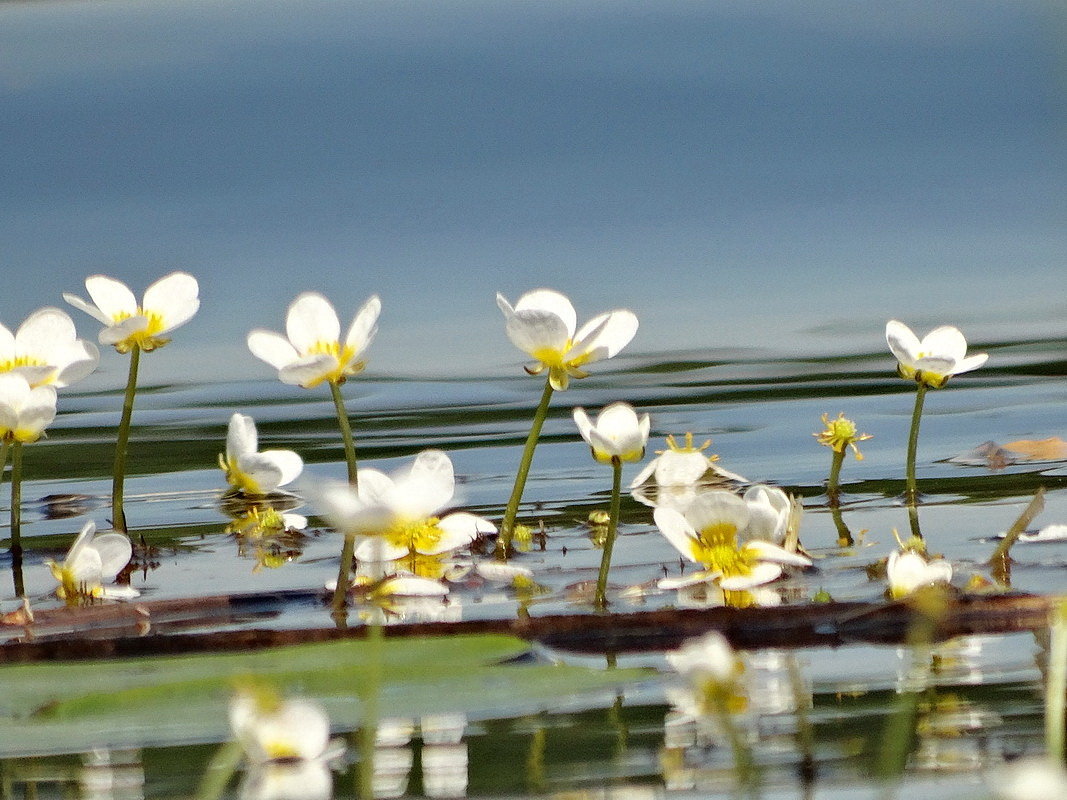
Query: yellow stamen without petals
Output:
[[814, 412, 872, 460], [662, 432, 719, 461]]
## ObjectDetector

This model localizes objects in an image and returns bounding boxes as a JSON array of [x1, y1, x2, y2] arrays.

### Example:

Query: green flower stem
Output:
[[594, 456, 623, 609], [712, 690, 756, 794], [827, 448, 845, 507], [1047, 599, 1067, 762], [904, 382, 928, 507], [831, 504, 854, 549], [195, 739, 243, 800], [328, 379, 359, 488], [10, 441, 23, 551], [331, 532, 357, 622], [112, 343, 141, 535], [496, 377, 555, 559]]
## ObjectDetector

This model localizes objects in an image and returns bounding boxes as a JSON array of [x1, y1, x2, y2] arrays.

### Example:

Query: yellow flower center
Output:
[[111, 309, 170, 353], [815, 413, 871, 459], [263, 739, 302, 761], [219, 453, 264, 496], [385, 517, 444, 555], [303, 340, 363, 386], [0, 355, 48, 371], [691, 522, 754, 578], [47, 562, 101, 604]]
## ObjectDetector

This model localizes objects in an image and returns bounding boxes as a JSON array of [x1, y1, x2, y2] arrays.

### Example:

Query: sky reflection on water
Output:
[[2, 0, 1065, 386]]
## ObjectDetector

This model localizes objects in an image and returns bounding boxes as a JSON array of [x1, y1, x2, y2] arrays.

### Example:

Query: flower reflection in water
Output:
[[371, 714, 469, 799], [79, 749, 145, 800]]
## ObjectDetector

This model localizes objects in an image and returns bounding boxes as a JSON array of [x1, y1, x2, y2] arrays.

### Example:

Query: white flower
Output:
[[885, 320, 988, 388], [572, 402, 650, 463], [307, 450, 495, 562], [63, 272, 200, 353], [230, 691, 331, 764], [666, 631, 743, 687], [496, 289, 638, 391], [740, 484, 791, 546], [0, 372, 57, 444], [886, 549, 952, 599], [630, 433, 748, 511], [219, 413, 304, 496], [247, 292, 381, 389], [46, 521, 137, 601], [0, 307, 100, 388], [239, 760, 333, 800], [654, 489, 810, 591], [989, 758, 1067, 800]]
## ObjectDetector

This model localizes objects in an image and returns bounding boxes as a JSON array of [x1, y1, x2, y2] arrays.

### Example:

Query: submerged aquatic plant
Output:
[[219, 412, 304, 497], [495, 289, 637, 556], [886, 320, 987, 511], [65, 272, 201, 534], [46, 520, 136, 603], [655, 488, 810, 593], [572, 401, 650, 608], [248, 292, 380, 487]]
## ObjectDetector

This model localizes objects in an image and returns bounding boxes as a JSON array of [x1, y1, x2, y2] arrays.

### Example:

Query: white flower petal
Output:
[[743, 539, 811, 567], [658, 571, 718, 590], [344, 294, 382, 356], [503, 308, 572, 358], [259, 450, 303, 488], [955, 352, 989, 374], [65, 520, 98, 565], [655, 450, 712, 487], [424, 512, 493, 555], [512, 289, 577, 337], [475, 562, 533, 582], [66, 542, 104, 584], [51, 340, 100, 387], [235, 454, 285, 493], [62, 292, 112, 326], [684, 490, 750, 534], [143, 272, 200, 332], [99, 316, 149, 345], [390, 450, 454, 518], [719, 562, 783, 590], [277, 354, 340, 387], [571, 309, 639, 362], [227, 413, 258, 461], [286, 293, 340, 355], [84, 275, 137, 320], [91, 532, 133, 579], [653, 507, 701, 562], [378, 575, 450, 597], [922, 325, 968, 363], [247, 330, 300, 371], [353, 536, 408, 562], [885, 319, 920, 366]]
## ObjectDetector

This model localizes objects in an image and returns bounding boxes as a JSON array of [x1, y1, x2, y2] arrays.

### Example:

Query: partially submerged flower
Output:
[[247, 292, 381, 389], [64, 272, 200, 353], [0, 307, 99, 388], [572, 402, 650, 463], [308, 450, 495, 562], [230, 689, 332, 764], [886, 548, 953, 599], [496, 289, 638, 391], [630, 433, 747, 509], [0, 372, 57, 444], [886, 320, 988, 389], [655, 489, 810, 591], [46, 521, 136, 601], [814, 412, 872, 460], [219, 413, 304, 496]]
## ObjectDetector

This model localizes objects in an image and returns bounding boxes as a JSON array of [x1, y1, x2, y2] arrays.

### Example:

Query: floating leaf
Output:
[[1002, 437, 1067, 462]]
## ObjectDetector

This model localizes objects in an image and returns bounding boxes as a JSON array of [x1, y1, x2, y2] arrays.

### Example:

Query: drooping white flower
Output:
[[230, 691, 332, 764], [247, 292, 381, 389], [654, 489, 810, 591], [572, 402, 650, 463], [219, 413, 304, 496], [0, 307, 100, 388], [886, 548, 952, 599], [63, 272, 200, 353], [46, 520, 137, 601], [496, 289, 638, 391], [307, 450, 495, 562], [886, 320, 988, 389], [0, 372, 57, 444]]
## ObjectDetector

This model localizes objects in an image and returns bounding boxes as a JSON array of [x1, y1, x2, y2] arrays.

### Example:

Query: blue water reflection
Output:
[[2, 0, 1065, 385]]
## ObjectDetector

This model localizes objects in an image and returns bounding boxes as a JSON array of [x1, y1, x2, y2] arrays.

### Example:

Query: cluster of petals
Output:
[[885, 319, 988, 389], [220, 413, 304, 496], [229, 690, 333, 764], [655, 488, 810, 591], [0, 307, 99, 388], [0, 372, 57, 444], [497, 289, 638, 391], [572, 402, 650, 464], [886, 548, 953, 599], [308, 449, 495, 562], [248, 292, 381, 389], [46, 521, 137, 601], [64, 272, 200, 353]]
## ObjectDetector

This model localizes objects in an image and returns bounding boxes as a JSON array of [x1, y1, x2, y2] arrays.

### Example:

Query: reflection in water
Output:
[[80, 749, 145, 800], [372, 715, 469, 799], [238, 760, 332, 800]]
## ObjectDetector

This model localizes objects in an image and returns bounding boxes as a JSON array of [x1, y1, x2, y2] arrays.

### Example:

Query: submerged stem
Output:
[[1047, 600, 1067, 762], [8, 441, 23, 597], [357, 617, 383, 800], [496, 377, 555, 558], [113, 344, 141, 534], [329, 380, 359, 488], [904, 383, 927, 507], [827, 448, 845, 507], [594, 457, 623, 609], [331, 532, 357, 622]]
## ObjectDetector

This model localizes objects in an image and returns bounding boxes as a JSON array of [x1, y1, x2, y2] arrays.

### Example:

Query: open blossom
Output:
[[63, 272, 200, 353], [496, 289, 638, 391], [886, 320, 988, 389], [0, 307, 99, 388], [247, 292, 381, 389], [655, 489, 810, 591], [307, 450, 495, 562], [230, 690, 332, 764], [46, 521, 137, 601], [220, 413, 304, 496], [0, 372, 57, 444], [886, 548, 952, 599], [572, 402, 650, 463]]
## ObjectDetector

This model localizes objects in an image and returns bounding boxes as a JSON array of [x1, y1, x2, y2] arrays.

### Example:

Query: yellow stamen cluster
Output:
[[111, 310, 170, 353], [663, 431, 713, 456], [227, 506, 288, 537], [385, 517, 444, 556], [46, 562, 102, 603], [306, 339, 363, 387], [219, 453, 263, 496], [814, 412, 872, 460], [692, 521, 754, 578]]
